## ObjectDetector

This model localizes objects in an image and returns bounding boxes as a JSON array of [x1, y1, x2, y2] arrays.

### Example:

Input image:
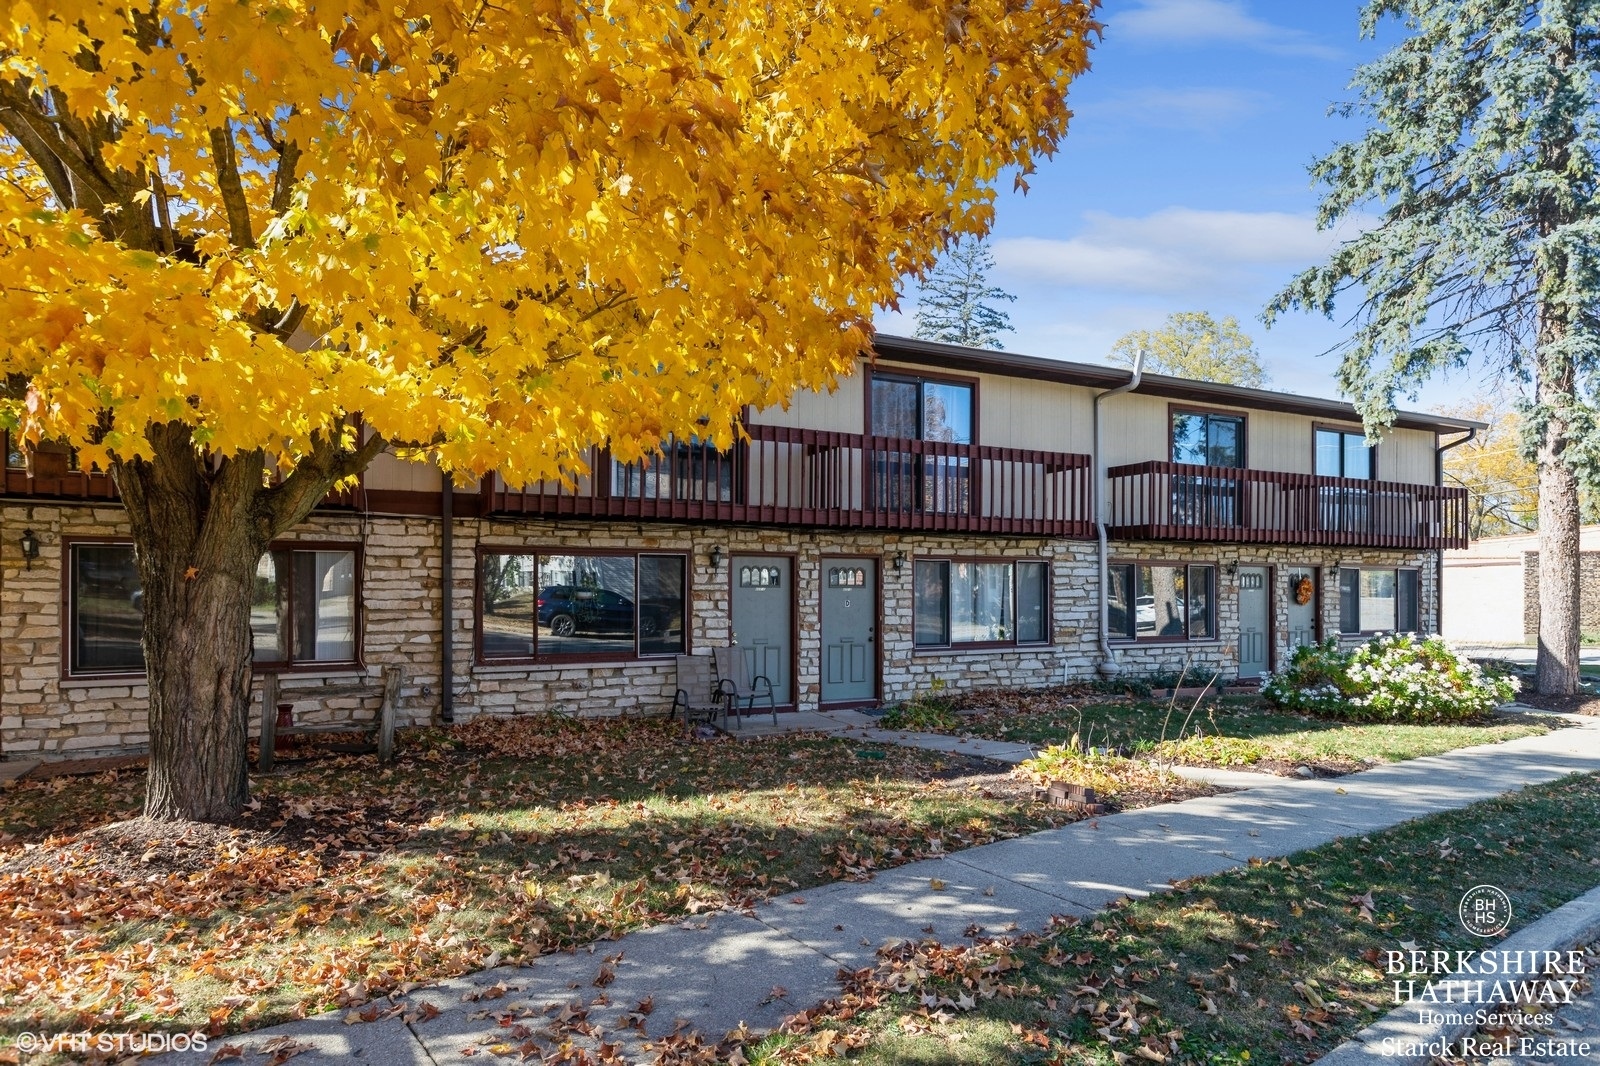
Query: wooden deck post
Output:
[[257, 672, 280, 773]]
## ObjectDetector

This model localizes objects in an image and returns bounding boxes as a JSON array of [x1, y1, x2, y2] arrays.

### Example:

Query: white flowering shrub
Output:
[[1262, 635, 1518, 722]]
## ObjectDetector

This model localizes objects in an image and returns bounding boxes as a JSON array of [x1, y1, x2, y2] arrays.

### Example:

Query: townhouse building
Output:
[[0, 334, 1481, 760]]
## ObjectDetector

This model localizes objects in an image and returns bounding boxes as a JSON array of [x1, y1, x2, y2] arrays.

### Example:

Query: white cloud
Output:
[[1097, 87, 1270, 132], [989, 207, 1366, 297], [1114, 0, 1345, 60]]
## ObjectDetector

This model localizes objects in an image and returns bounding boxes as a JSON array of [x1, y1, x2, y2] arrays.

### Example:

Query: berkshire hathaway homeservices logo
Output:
[[1459, 885, 1513, 938]]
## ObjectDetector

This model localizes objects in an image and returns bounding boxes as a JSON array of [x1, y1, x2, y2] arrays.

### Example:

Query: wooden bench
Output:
[[257, 665, 404, 771]]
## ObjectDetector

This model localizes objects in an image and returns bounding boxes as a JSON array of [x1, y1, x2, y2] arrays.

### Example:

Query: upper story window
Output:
[[1171, 410, 1243, 468], [478, 551, 688, 661], [612, 436, 733, 503], [67, 542, 361, 677], [870, 374, 975, 515], [870, 374, 973, 444], [1315, 427, 1374, 480]]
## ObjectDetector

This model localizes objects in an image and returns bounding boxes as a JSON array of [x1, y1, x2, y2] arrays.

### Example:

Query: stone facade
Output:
[[1520, 551, 1600, 642], [0, 500, 1442, 760]]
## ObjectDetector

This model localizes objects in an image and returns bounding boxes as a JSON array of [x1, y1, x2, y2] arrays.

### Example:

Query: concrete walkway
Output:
[[159, 716, 1600, 1064]]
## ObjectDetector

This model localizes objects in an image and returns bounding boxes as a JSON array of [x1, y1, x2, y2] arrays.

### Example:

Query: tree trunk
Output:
[[1534, 339, 1581, 698], [115, 426, 271, 823]]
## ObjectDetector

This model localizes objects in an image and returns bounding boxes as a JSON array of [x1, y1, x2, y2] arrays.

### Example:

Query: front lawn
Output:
[[885, 688, 1557, 773], [755, 771, 1600, 1065], [0, 716, 1211, 1045]]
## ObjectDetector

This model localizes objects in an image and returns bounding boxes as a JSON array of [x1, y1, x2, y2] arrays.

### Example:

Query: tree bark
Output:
[[114, 426, 271, 823], [1534, 333, 1582, 698]]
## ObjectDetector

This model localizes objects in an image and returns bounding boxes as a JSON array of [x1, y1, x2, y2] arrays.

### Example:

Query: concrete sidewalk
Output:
[[163, 715, 1600, 1064]]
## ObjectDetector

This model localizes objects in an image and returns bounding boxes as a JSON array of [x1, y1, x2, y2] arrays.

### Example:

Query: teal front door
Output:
[[730, 556, 793, 705], [1238, 566, 1270, 679], [820, 558, 877, 704]]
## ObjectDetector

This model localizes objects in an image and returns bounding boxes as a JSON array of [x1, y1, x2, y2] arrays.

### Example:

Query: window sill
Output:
[[913, 642, 1053, 656], [1109, 638, 1224, 648], [473, 655, 680, 674]]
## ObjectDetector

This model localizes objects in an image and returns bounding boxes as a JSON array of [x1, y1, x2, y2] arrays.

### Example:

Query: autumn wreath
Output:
[[1293, 576, 1314, 605]]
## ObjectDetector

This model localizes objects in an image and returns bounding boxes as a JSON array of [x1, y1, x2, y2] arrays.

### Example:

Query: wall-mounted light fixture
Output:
[[893, 551, 907, 571], [1222, 561, 1238, 579], [19, 529, 39, 569], [709, 546, 723, 570]]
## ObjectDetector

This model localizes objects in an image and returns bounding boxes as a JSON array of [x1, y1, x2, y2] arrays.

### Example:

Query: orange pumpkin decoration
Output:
[[1293, 576, 1314, 605]]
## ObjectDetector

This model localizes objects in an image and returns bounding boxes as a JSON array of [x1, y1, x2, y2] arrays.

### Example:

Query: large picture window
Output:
[[67, 541, 361, 677], [912, 559, 1049, 647], [1107, 562, 1218, 642], [478, 551, 687, 660], [1338, 568, 1419, 634]]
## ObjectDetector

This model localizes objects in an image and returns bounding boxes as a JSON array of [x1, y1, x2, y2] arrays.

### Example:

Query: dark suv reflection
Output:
[[536, 585, 673, 637]]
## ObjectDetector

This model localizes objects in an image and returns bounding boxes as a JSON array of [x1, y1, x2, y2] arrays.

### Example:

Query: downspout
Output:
[[1434, 428, 1476, 636], [1094, 350, 1145, 676], [440, 475, 455, 724]]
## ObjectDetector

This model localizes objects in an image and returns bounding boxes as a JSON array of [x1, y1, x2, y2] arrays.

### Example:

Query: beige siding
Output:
[[748, 360, 1097, 455], [1098, 393, 1170, 469], [1377, 428, 1438, 485], [364, 452, 443, 493], [747, 374, 864, 433]]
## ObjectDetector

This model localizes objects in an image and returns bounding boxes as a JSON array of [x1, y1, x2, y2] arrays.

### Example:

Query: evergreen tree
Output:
[[913, 237, 1017, 349], [1267, 0, 1600, 696]]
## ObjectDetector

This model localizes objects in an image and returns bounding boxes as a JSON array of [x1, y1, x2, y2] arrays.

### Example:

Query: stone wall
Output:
[[0, 500, 1442, 759], [1520, 551, 1600, 642]]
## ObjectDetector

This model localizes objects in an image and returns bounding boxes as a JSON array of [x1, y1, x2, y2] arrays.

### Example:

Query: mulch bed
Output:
[[1516, 691, 1600, 715]]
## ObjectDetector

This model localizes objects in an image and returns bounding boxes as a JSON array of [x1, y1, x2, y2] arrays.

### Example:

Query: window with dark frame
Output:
[[1315, 427, 1374, 480], [1107, 562, 1218, 642], [67, 542, 361, 677], [478, 551, 688, 660], [1338, 567, 1419, 634], [1171, 411, 1243, 468], [1170, 410, 1244, 528], [912, 558, 1049, 647], [870, 373, 975, 515], [611, 436, 733, 504]]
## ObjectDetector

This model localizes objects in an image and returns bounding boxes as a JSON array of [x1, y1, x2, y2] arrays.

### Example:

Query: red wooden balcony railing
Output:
[[1105, 461, 1469, 549], [0, 434, 357, 508], [484, 425, 1096, 536]]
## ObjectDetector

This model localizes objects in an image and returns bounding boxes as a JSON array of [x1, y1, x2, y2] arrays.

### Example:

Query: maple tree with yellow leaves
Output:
[[0, 1, 1100, 821]]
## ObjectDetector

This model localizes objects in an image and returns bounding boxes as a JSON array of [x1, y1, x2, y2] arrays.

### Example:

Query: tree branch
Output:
[[209, 120, 255, 248]]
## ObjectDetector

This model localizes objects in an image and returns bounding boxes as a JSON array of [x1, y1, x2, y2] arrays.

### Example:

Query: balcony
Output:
[[485, 424, 1095, 537], [1104, 461, 1468, 550]]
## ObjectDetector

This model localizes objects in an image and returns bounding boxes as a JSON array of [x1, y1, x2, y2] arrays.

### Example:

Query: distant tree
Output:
[[1265, 0, 1600, 696], [913, 237, 1017, 349], [1108, 312, 1268, 387], [1439, 397, 1539, 538]]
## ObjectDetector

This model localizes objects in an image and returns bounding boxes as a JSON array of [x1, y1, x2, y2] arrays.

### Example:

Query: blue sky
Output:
[[876, 0, 1490, 409]]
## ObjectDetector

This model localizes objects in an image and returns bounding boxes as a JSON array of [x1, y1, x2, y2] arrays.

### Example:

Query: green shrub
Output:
[[1263, 635, 1518, 723], [1151, 734, 1268, 766], [878, 695, 961, 732]]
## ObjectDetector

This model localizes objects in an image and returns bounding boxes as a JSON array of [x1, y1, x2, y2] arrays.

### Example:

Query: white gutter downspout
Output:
[[1094, 350, 1145, 676], [1434, 427, 1477, 635]]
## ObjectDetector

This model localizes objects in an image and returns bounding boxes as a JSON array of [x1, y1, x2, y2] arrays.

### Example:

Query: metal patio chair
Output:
[[712, 645, 778, 727], [672, 654, 731, 734]]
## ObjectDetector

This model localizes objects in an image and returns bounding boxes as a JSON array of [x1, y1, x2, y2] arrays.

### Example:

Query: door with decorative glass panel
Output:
[[820, 558, 877, 704], [729, 556, 793, 706], [1237, 566, 1270, 679]]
